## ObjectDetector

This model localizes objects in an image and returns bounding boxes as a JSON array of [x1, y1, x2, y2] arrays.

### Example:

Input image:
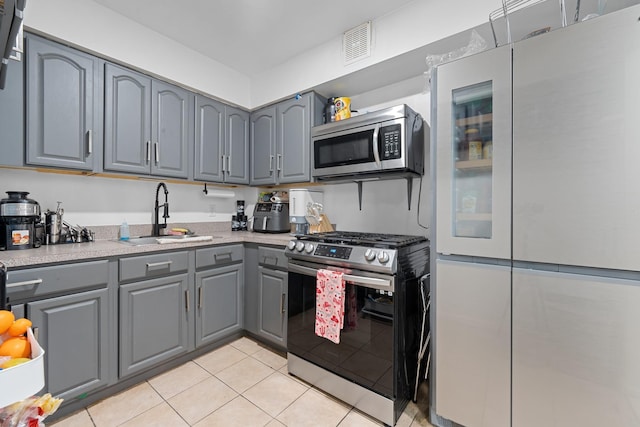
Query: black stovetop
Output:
[[297, 231, 427, 249]]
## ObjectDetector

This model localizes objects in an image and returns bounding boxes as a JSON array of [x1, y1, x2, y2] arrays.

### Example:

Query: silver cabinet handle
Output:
[[269, 155, 274, 173], [146, 260, 172, 269], [86, 130, 93, 155], [146, 141, 151, 163], [221, 155, 226, 175], [276, 154, 282, 171], [7, 278, 43, 288], [214, 252, 233, 262], [372, 124, 381, 168], [198, 287, 203, 310], [185, 290, 190, 312], [281, 293, 286, 314], [154, 142, 160, 164], [226, 155, 231, 173]]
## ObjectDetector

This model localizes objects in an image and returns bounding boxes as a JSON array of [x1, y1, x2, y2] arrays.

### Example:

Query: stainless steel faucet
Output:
[[153, 182, 169, 236]]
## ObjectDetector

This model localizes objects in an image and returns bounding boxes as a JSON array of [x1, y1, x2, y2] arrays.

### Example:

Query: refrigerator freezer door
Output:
[[513, 268, 640, 427], [512, 5, 640, 270], [434, 259, 510, 427], [434, 45, 512, 260]]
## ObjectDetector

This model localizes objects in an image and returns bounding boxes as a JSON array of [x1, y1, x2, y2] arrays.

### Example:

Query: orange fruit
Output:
[[0, 336, 31, 358], [0, 310, 15, 334], [8, 318, 32, 337]]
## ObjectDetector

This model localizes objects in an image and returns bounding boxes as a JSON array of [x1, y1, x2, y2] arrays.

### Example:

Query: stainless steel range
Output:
[[285, 231, 430, 426]]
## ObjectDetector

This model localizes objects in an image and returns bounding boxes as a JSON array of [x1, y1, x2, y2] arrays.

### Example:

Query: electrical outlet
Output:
[[209, 204, 216, 217]]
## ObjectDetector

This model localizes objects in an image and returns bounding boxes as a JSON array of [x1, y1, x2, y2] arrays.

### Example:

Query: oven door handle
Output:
[[288, 263, 393, 292]]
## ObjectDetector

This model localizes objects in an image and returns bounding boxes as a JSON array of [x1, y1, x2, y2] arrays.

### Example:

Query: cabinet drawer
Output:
[[258, 246, 287, 270], [196, 245, 243, 269], [119, 251, 189, 282], [7, 260, 110, 301]]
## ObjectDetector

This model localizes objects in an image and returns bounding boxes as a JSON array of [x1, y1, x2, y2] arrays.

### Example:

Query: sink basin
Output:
[[119, 235, 216, 246]]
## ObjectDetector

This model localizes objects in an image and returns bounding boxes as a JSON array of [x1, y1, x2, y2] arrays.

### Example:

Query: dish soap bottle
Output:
[[119, 221, 130, 241]]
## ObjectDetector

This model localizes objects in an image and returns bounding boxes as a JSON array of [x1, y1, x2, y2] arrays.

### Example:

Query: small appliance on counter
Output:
[[232, 200, 248, 231], [0, 191, 42, 250], [289, 189, 323, 235], [252, 202, 290, 233]]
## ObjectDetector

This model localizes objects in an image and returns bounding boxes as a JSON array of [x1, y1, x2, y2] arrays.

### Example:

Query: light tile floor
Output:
[[49, 337, 433, 427]]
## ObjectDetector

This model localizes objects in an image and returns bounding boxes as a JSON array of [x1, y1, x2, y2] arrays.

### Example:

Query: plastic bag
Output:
[[423, 29, 487, 93], [0, 394, 63, 427]]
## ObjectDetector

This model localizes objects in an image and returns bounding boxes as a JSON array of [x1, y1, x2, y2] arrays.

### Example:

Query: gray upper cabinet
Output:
[[152, 80, 192, 179], [194, 95, 225, 182], [194, 96, 249, 184], [0, 58, 24, 166], [250, 106, 277, 185], [277, 95, 312, 184], [250, 92, 323, 185], [104, 63, 192, 179], [225, 106, 250, 184], [25, 34, 103, 171], [104, 63, 152, 175]]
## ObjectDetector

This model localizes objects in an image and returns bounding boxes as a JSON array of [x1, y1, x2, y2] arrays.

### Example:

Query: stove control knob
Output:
[[377, 251, 390, 264], [295, 241, 305, 252], [287, 240, 297, 251], [364, 249, 377, 262], [304, 243, 315, 254]]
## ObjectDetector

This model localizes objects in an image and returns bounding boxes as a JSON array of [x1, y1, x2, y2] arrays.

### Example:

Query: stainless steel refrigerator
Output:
[[430, 5, 640, 427]]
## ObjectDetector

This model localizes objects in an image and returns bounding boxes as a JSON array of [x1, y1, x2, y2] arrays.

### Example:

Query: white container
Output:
[[0, 328, 45, 408]]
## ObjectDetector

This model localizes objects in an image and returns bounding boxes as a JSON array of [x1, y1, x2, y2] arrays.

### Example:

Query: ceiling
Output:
[[93, 0, 416, 77]]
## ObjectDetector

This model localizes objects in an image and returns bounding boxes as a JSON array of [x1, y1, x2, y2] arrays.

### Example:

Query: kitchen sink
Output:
[[118, 235, 215, 246]]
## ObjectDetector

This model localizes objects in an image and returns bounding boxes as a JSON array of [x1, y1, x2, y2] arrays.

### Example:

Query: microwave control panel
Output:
[[380, 124, 402, 160]]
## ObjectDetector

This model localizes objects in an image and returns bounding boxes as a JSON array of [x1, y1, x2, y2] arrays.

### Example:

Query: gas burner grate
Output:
[[300, 231, 427, 248]]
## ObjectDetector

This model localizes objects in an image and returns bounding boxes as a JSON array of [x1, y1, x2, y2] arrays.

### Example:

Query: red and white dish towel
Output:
[[315, 269, 346, 344]]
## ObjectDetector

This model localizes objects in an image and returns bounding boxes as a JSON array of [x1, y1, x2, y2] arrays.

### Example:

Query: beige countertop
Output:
[[0, 231, 294, 269]]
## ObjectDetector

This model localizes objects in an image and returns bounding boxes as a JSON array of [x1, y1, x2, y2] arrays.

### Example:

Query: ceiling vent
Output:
[[343, 21, 372, 65]]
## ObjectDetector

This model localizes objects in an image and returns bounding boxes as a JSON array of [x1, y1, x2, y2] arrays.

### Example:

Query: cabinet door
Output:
[[104, 63, 152, 174], [151, 80, 191, 178], [277, 94, 311, 184], [194, 95, 225, 182], [28, 288, 110, 401], [434, 259, 510, 427], [258, 266, 287, 347], [513, 268, 640, 427], [250, 106, 277, 185], [195, 263, 243, 347], [225, 106, 250, 184], [119, 274, 189, 377], [0, 58, 24, 166], [26, 35, 102, 171], [512, 9, 640, 270], [434, 45, 512, 259]]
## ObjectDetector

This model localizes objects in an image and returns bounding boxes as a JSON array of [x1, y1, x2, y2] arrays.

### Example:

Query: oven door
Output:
[[287, 260, 396, 398]]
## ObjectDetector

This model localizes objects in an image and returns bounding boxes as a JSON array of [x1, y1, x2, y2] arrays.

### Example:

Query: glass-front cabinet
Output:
[[434, 45, 512, 259]]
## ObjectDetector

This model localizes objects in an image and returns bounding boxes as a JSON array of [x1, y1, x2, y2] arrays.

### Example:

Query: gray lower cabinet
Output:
[[28, 289, 110, 401], [25, 33, 103, 171], [118, 251, 191, 377], [5, 260, 113, 403], [194, 245, 244, 346], [194, 96, 249, 184], [104, 63, 192, 179], [244, 245, 288, 349], [250, 92, 323, 185]]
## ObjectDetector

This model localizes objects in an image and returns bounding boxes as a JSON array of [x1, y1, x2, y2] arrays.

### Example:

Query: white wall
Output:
[[250, 0, 500, 107], [24, 0, 251, 107], [0, 169, 256, 227]]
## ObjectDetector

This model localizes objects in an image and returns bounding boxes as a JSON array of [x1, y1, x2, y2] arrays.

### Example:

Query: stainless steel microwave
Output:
[[311, 104, 425, 182]]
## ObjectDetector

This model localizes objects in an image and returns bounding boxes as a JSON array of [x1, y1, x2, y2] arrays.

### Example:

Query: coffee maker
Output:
[[289, 189, 323, 235], [0, 192, 42, 250]]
